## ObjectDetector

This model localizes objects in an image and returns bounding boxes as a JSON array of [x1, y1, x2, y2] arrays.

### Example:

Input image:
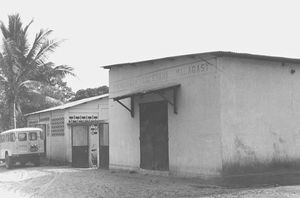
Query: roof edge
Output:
[[25, 94, 109, 117], [102, 51, 300, 69]]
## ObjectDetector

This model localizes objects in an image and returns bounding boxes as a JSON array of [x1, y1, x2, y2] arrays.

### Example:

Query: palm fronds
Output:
[[53, 65, 75, 77], [34, 39, 64, 65], [26, 29, 53, 61], [0, 14, 74, 129]]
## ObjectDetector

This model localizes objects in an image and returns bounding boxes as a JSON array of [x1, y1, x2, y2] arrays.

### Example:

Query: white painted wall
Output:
[[109, 54, 222, 175], [50, 110, 66, 162], [220, 57, 300, 173], [66, 97, 109, 163], [27, 97, 109, 166]]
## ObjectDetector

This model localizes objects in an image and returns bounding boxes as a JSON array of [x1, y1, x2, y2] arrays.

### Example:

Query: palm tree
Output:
[[0, 14, 74, 129]]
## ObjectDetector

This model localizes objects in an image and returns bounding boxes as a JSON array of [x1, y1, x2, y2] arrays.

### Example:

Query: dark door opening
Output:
[[99, 123, 109, 168], [36, 124, 46, 156], [72, 126, 89, 168], [140, 101, 169, 171]]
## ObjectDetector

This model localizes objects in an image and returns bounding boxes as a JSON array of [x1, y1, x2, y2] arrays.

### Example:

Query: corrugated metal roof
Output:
[[1, 127, 42, 134], [25, 94, 109, 116], [112, 83, 180, 100], [102, 51, 300, 69]]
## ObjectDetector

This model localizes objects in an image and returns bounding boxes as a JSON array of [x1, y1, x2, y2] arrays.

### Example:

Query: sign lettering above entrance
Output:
[[110, 60, 216, 95], [175, 62, 209, 76]]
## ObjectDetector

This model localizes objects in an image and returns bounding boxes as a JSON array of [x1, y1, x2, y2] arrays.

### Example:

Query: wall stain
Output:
[[278, 137, 285, 144], [234, 136, 257, 160], [222, 135, 300, 175]]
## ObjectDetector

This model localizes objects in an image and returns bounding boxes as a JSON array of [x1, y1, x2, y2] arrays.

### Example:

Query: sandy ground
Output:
[[1, 164, 300, 198]]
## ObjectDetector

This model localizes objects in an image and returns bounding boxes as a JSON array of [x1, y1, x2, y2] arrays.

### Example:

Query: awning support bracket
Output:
[[113, 84, 179, 117], [156, 87, 178, 114], [114, 96, 134, 117]]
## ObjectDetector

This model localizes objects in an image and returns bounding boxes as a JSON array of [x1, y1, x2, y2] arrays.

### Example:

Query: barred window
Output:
[[51, 117, 65, 136]]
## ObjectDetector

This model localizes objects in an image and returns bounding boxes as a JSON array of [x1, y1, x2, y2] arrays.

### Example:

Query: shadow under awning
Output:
[[112, 84, 181, 117]]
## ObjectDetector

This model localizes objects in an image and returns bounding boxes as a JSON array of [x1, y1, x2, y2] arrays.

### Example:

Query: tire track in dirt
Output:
[[28, 170, 61, 198], [0, 168, 51, 197]]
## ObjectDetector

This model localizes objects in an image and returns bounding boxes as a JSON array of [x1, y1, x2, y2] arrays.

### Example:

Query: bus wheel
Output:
[[5, 153, 13, 169], [33, 157, 40, 167]]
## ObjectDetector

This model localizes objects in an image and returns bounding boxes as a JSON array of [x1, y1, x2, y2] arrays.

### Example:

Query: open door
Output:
[[72, 126, 89, 167]]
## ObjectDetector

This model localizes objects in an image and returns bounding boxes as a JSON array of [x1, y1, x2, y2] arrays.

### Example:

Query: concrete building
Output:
[[25, 94, 109, 168], [104, 51, 300, 176]]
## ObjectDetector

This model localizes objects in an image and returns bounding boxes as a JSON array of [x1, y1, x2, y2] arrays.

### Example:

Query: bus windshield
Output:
[[28, 132, 37, 141]]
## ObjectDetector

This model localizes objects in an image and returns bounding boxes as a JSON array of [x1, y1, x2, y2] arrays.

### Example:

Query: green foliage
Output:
[[70, 85, 108, 102], [0, 14, 74, 130]]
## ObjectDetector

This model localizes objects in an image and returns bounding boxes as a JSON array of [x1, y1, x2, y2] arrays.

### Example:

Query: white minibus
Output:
[[0, 127, 44, 169]]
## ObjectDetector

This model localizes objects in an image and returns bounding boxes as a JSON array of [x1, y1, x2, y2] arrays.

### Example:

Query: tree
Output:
[[0, 14, 74, 129], [69, 85, 108, 101]]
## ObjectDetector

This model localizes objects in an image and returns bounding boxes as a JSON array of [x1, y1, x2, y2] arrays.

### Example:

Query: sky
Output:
[[0, 0, 300, 91]]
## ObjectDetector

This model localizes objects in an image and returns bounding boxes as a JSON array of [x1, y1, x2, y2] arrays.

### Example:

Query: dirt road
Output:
[[1, 164, 300, 197]]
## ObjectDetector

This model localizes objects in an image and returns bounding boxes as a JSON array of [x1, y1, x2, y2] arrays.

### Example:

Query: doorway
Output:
[[99, 123, 109, 168], [140, 101, 169, 171], [36, 124, 46, 156], [72, 126, 89, 167]]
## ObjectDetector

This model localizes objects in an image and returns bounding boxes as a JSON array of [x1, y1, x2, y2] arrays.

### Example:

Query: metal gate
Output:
[[140, 101, 169, 171], [72, 126, 89, 167]]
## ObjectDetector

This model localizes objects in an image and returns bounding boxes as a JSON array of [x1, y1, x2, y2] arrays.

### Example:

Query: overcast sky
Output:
[[1, 0, 300, 91]]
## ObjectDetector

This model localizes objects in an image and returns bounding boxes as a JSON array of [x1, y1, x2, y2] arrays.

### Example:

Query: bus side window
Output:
[[18, 133, 27, 141], [5, 134, 9, 142], [0, 135, 2, 143], [9, 133, 15, 142]]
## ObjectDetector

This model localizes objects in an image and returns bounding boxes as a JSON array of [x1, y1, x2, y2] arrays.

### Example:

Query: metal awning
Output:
[[112, 84, 180, 117]]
